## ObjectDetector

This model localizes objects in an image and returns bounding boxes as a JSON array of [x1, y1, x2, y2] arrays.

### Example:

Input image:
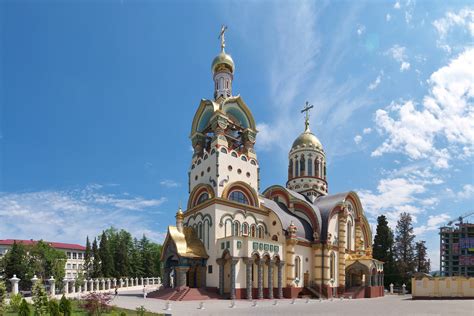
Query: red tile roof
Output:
[[0, 239, 86, 251]]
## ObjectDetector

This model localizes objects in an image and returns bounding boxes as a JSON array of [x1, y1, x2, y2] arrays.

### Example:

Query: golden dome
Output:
[[212, 51, 234, 74], [291, 130, 323, 150]]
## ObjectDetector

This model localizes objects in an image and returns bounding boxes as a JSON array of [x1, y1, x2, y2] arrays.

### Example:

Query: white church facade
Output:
[[160, 29, 384, 300]]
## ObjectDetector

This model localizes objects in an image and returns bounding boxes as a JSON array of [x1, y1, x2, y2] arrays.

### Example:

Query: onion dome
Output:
[[211, 51, 234, 74], [291, 129, 323, 151]]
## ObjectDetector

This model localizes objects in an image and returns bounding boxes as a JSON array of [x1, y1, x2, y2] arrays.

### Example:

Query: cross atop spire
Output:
[[218, 25, 228, 53], [300, 101, 314, 132]]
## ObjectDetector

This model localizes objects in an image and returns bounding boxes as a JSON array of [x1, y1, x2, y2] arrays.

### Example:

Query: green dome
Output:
[[291, 130, 323, 150], [211, 51, 234, 73]]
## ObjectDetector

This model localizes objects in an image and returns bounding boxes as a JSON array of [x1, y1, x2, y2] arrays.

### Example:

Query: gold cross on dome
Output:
[[300, 101, 314, 131], [218, 25, 228, 52]]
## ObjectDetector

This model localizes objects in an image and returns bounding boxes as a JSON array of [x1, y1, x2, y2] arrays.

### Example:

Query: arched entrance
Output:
[[345, 261, 370, 288]]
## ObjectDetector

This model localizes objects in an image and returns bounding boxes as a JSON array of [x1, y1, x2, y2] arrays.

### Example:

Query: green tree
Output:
[[92, 238, 101, 278], [48, 299, 60, 316], [415, 240, 430, 273], [0, 241, 29, 290], [31, 280, 49, 316], [84, 236, 92, 278], [394, 212, 416, 286], [28, 241, 66, 283], [114, 235, 131, 277], [372, 215, 397, 287], [59, 295, 71, 316], [18, 299, 30, 316], [129, 238, 144, 278], [0, 280, 6, 315], [99, 232, 114, 277], [149, 243, 162, 277]]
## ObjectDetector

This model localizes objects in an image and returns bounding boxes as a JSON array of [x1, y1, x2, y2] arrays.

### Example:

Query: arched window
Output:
[[198, 222, 203, 240], [233, 221, 240, 236], [219, 77, 224, 89], [347, 221, 352, 251], [272, 235, 278, 241], [242, 222, 249, 236], [231, 151, 238, 158], [315, 159, 319, 177], [229, 190, 249, 205], [289, 159, 293, 179], [307, 158, 313, 176], [330, 252, 336, 280], [196, 192, 209, 205], [295, 159, 299, 177], [241, 155, 247, 161], [300, 155, 305, 176], [295, 256, 301, 280], [258, 226, 264, 239], [220, 147, 227, 154], [323, 163, 327, 179], [250, 159, 257, 165], [251, 225, 256, 238]]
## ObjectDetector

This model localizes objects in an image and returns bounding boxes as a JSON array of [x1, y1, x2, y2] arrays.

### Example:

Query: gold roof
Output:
[[291, 130, 323, 150], [167, 226, 208, 259], [212, 51, 234, 74]]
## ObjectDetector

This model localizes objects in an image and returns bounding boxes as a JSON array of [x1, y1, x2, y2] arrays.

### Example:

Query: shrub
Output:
[[18, 299, 30, 316], [48, 299, 60, 316], [81, 292, 112, 316], [0, 280, 6, 315], [136, 305, 146, 316], [8, 293, 23, 312], [59, 295, 71, 316], [120, 312, 127, 316], [32, 281, 49, 316]]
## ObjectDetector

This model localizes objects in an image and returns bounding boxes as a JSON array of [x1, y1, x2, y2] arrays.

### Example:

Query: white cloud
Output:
[[363, 127, 372, 134], [368, 71, 383, 90], [386, 45, 411, 71], [0, 185, 167, 244], [357, 24, 366, 36], [433, 8, 474, 40], [400, 61, 410, 71], [394, 1, 401, 9], [354, 135, 362, 144], [414, 213, 450, 236], [372, 48, 474, 168], [456, 184, 474, 199], [358, 177, 426, 226], [160, 179, 181, 188], [386, 13, 391, 22]]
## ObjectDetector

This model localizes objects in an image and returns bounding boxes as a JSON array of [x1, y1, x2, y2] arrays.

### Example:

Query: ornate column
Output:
[[48, 276, 55, 296], [140, 277, 144, 286], [63, 278, 69, 294], [9, 275, 20, 295], [267, 259, 274, 299], [244, 258, 253, 300], [286, 222, 298, 287], [217, 258, 224, 296], [230, 259, 238, 300], [175, 267, 190, 288], [135, 277, 139, 286], [120, 278, 124, 288], [277, 261, 285, 299], [338, 207, 348, 292], [257, 259, 264, 299]]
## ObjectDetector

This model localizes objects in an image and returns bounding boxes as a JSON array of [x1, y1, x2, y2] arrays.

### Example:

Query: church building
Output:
[[160, 28, 384, 300]]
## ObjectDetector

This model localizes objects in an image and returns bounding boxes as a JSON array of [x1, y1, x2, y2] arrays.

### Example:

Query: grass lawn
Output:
[[4, 299, 163, 315]]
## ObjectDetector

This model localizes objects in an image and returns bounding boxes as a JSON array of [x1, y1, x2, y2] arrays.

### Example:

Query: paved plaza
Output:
[[111, 290, 474, 316]]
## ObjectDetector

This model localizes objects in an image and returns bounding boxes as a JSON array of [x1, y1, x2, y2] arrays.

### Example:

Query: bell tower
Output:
[[188, 27, 259, 199]]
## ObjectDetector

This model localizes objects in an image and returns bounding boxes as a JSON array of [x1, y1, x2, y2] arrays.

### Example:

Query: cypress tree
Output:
[[99, 232, 114, 277], [92, 238, 101, 278], [394, 212, 416, 286], [415, 240, 430, 273], [373, 215, 397, 287], [84, 236, 92, 278]]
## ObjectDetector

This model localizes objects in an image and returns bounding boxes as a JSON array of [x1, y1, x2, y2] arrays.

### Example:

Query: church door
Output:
[[304, 272, 309, 287]]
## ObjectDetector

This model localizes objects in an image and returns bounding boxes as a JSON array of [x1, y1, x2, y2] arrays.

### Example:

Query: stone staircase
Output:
[[148, 287, 221, 301]]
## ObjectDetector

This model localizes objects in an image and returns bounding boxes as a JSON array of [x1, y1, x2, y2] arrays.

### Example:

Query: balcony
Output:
[[216, 236, 283, 259]]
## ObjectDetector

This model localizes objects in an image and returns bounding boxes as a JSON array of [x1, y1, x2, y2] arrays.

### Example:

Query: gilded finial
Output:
[[176, 202, 184, 219], [300, 101, 314, 132], [218, 25, 228, 53]]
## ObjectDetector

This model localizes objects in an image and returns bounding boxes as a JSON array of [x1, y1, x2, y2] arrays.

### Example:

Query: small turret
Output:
[[175, 206, 184, 233]]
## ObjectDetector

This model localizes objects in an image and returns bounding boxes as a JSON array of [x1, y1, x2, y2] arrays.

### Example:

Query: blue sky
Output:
[[1, 0, 473, 270]]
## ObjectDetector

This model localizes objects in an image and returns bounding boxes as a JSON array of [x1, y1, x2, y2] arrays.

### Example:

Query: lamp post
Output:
[[330, 278, 336, 298]]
